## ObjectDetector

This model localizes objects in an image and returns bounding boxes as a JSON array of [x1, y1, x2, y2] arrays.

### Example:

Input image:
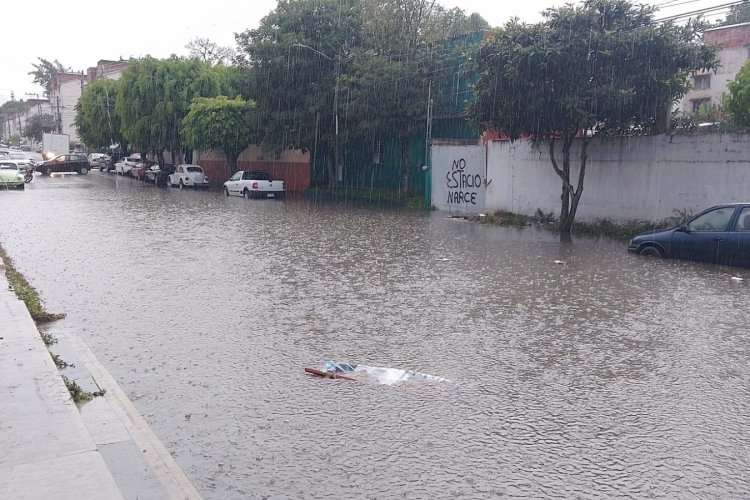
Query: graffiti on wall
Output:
[[446, 158, 483, 205]]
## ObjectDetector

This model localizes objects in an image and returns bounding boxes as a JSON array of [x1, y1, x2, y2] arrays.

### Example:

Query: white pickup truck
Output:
[[222, 170, 285, 199]]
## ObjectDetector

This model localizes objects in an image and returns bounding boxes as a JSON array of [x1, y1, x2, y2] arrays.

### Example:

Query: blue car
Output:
[[628, 203, 750, 268]]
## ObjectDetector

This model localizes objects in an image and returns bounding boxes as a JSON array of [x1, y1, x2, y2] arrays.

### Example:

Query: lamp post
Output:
[[291, 43, 341, 185]]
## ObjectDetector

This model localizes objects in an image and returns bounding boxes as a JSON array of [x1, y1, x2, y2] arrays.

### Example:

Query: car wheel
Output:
[[45, 166, 53, 176], [223, 186, 229, 196], [638, 245, 664, 258], [79, 166, 89, 175], [243, 189, 251, 199]]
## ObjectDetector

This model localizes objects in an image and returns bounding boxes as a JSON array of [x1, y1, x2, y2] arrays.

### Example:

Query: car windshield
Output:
[[0, 164, 18, 170], [186, 166, 203, 173]]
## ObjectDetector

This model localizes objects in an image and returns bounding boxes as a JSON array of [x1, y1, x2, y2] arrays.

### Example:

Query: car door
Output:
[[724, 206, 750, 268], [227, 171, 242, 194], [671, 206, 736, 265]]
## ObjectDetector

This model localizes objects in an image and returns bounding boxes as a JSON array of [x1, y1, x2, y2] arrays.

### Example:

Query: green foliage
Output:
[[0, 243, 66, 324], [466, 0, 716, 235], [28, 58, 69, 94], [62, 376, 93, 403], [24, 113, 55, 142], [468, 0, 715, 140], [717, 3, 750, 27], [116, 57, 221, 157], [75, 79, 126, 151], [725, 59, 750, 127], [235, 0, 486, 189], [182, 96, 258, 172]]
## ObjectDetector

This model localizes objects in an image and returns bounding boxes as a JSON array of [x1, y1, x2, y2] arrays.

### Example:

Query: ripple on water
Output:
[[0, 176, 749, 498]]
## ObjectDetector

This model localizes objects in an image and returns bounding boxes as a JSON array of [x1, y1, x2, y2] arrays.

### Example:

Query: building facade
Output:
[[679, 22, 750, 113]]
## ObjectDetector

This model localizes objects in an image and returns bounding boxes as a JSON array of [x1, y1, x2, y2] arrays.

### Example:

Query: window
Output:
[[735, 208, 750, 231], [693, 74, 710, 90], [688, 207, 734, 232], [691, 98, 711, 112], [230, 172, 242, 181], [373, 140, 384, 165]]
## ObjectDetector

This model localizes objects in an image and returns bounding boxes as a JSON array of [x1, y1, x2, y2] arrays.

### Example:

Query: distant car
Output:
[[114, 156, 140, 176], [165, 164, 209, 189], [87, 153, 109, 169], [222, 170, 285, 199], [0, 161, 25, 189], [6, 151, 34, 173], [144, 163, 176, 184], [628, 203, 750, 268], [39, 153, 90, 175], [130, 160, 156, 180]]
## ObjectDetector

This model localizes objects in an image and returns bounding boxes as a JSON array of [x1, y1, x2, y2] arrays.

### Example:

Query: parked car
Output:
[[87, 153, 109, 169], [144, 163, 176, 185], [628, 203, 750, 268], [165, 164, 209, 189], [130, 160, 156, 181], [114, 155, 141, 176], [39, 153, 90, 175], [0, 161, 25, 189], [6, 151, 35, 173], [222, 170, 285, 199]]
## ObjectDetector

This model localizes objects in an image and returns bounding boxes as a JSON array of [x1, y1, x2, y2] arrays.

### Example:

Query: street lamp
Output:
[[290, 43, 341, 184]]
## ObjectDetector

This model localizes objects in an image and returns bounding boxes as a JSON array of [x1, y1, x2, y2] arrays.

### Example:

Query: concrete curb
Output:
[[0, 267, 201, 500]]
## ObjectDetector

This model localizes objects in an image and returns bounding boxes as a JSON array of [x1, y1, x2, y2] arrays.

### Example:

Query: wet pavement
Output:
[[1, 171, 749, 498]]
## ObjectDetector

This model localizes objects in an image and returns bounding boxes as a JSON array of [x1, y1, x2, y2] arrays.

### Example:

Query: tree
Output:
[[725, 60, 750, 127], [185, 37, 236, 65], [236, 0, 486, 190], [467, 0, 716, 239], [74, 78, 128, 153], [29, 58, 70, 95], [350, 0, 483, 193], [24, 113, 56, 142], [236, 0, 363, 188], [182, 96, 259, 173], [116, 56, 221, 163], [717, 3, 750, 27]]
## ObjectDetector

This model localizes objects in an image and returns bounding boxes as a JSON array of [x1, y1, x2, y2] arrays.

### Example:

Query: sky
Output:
[[0, 0, 738, 105]]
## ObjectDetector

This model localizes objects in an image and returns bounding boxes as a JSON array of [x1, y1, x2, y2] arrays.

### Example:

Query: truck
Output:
[[222, 170, 285, 199], [42, 133, 70, 159]]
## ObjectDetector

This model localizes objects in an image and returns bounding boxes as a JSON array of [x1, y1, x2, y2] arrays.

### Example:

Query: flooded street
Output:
[[1, 172, 749, 498]]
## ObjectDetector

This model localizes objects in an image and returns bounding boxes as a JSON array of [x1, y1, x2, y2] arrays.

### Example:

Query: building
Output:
[[86, 59, 129, 82], [46, 59, 129, 146], [48, 72, 87, 144], [679, 22, 750, 113]]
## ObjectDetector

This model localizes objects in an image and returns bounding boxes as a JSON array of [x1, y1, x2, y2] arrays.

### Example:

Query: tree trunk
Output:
[[549, 133, 590, 241], [225, 149, 238, 174], [185, 149, 193, 164], [400, 139, 410, 194]]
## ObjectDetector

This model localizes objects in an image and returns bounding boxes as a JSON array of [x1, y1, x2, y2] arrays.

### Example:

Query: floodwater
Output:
[[1, 172, 749, 499]]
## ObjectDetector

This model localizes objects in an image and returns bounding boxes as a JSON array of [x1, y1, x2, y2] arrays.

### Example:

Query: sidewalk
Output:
[[0, 268, 201, 500]]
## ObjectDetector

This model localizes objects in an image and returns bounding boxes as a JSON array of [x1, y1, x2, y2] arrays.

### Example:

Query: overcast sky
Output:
[[0, 0, 736, 105]]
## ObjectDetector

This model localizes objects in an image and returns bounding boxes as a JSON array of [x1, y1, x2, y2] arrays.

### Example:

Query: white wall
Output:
[[58, 80, 83, 144], [431, 144, 487, 214], [433, 134, 750, 222]]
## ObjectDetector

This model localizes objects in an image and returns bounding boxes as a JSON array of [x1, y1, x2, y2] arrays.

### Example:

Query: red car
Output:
[[130, 161, 156, 180]]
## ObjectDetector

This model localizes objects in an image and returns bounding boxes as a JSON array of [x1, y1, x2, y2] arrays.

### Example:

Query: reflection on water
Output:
[[1, 174, 749, 498]]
